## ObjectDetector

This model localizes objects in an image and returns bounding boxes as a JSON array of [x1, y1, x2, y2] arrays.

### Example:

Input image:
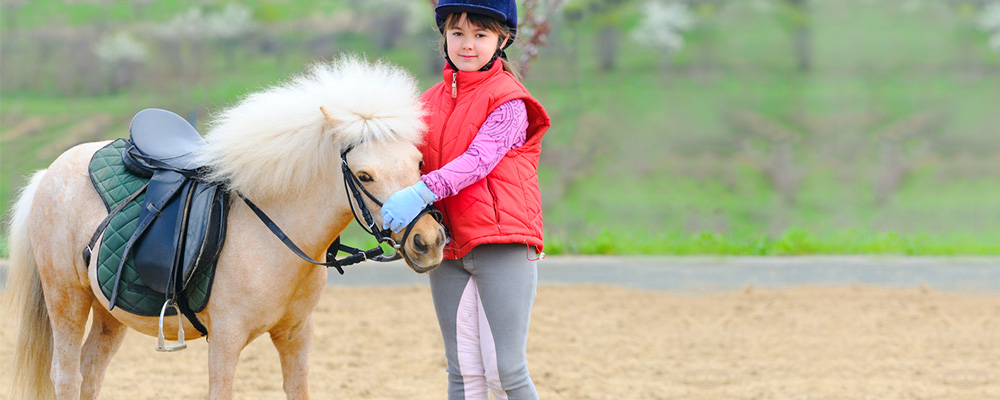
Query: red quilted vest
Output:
[[420, 62, 551, 259]]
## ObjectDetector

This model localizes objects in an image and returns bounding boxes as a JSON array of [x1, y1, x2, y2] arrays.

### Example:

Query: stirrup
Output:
[[156, 299, 187, 352]]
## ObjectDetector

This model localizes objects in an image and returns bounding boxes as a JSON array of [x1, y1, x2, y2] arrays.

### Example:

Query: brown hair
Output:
[[438, 12, 522, 81]]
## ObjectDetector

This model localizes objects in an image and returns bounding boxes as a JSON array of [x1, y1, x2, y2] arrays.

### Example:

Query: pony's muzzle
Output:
[[412, 232, 443, 255], [402, 218, 446, 273]]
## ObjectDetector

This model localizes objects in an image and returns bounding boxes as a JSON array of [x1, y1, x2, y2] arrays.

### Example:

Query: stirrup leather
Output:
[[156, 299, 187, 352]]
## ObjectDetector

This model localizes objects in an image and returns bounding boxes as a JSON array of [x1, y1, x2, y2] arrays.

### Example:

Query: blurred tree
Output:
[[2, 0, 26, 35], [205, 4, 256, 68], [376, 8, 410, 50], [251, 2, 286, 67], [146, 5, 258, 83], [352, 0, 422, 51], [94, 31, 148, 93], [631, 1, 695, 76], [686, 0, 726, 75], [753, 0, 812, 72], [779, 0, 812, 72], [517, 0, 567, 76], [146, 8, 210, 81], [563, 1, 586, 73], [751, 0, 812, 72], [540, 113, 611, 209], [596, 19, 621, 71], [555, 0, 631, 72], [980, 2, 1000, 54], [731, 110, 801, 206], [130, 0, 155, 20], [871, 111, 941, 205], [0, 1, 26, 92], [948, 0, 997, 74]]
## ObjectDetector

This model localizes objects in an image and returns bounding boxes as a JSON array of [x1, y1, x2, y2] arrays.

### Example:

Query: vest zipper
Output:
[[439, 71, 458, 245]]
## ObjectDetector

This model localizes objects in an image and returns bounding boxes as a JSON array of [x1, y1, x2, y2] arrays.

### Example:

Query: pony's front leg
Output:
[[207, 324, 252, 399], [270, 315, 315, 399], [79, 302, 128, 400]]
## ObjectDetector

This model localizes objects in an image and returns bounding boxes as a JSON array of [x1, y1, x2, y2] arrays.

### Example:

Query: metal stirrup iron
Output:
[[156, 299, 187, 352]]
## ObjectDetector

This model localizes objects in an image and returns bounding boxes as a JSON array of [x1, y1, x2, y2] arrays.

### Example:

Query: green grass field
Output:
[[2, 0, 999, 256]]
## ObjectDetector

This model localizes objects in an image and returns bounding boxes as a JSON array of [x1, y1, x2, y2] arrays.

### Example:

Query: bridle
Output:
[[339, 145, 443, 269], [239, 145, 443, 275]]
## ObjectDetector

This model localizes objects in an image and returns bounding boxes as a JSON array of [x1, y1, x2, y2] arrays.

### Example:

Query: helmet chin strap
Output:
[[478, 48, 505, 71]]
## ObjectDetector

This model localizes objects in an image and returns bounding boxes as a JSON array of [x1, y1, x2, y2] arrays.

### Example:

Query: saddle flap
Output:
[[179, 183, 229, 288], [132, 174, 229, 296], [133, 172, 191, 294], [129, 108, 206, 171]]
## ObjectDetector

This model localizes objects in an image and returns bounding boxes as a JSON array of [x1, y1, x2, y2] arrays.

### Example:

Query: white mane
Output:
[[195, 55, 426, 202]]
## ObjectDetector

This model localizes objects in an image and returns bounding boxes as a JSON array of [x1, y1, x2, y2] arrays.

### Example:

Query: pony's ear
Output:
[[319, 106, 338, 129]]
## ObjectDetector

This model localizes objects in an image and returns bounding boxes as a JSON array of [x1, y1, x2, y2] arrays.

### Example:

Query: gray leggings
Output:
[[428, 243, 539, 400]]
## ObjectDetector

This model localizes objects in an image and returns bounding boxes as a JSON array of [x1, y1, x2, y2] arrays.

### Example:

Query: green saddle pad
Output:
[[89, 139, 216, 317]]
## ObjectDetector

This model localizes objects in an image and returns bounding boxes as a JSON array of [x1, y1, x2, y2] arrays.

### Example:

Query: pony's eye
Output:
[[357, 172, 373, 183]]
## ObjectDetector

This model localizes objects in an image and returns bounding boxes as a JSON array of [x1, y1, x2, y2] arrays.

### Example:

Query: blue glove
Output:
[[381, 181, 437, 233]]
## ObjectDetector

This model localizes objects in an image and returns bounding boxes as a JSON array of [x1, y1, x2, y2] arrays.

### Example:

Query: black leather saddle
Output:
[[111, 109, 229, 330]]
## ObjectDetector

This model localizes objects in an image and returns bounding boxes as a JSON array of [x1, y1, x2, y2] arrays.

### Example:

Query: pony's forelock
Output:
[[195, 56, 426, 202]]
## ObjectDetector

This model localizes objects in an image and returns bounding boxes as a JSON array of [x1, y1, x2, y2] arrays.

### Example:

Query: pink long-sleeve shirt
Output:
[[420, 99, 528, 199]]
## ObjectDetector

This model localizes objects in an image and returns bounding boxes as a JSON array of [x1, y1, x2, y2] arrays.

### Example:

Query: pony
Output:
[[4, 56, 446, 399]]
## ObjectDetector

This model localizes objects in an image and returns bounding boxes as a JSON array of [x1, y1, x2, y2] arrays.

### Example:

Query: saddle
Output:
[[118, 108, 228, 304], [86, 108, 229, 350]]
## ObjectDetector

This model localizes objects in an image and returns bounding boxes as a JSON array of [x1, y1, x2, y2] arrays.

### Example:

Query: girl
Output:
[[380, 1, 551, 398]]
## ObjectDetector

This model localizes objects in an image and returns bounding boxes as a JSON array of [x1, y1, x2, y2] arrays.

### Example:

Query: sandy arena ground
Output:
[[2, 284, 999, 399]]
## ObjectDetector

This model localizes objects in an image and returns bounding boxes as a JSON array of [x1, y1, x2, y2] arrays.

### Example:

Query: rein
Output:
[[239, 145, 441, 274]]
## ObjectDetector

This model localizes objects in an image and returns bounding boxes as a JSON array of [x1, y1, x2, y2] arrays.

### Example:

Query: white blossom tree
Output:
[[146, 4, 255, 41], [145, 5, 257, 81], [206, 4, 256, 67], [981, 2, 1000, 53], [95, 31, 148, 92], [631, 1, 695, 76]]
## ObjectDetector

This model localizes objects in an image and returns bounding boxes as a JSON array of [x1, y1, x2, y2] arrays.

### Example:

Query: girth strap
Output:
[[177, 295, 209, 337]]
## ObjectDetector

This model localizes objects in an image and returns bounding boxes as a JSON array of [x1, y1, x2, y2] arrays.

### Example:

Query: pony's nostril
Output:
[[435, 228, 446, 248], [413, 233, 429, 254]]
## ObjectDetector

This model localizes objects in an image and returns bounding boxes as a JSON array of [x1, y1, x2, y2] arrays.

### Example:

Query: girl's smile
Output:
[[446, 13, 507, 72]]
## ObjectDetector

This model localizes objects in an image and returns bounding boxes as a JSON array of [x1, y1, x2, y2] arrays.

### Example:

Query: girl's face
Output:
[[445, 13, 505, 72]]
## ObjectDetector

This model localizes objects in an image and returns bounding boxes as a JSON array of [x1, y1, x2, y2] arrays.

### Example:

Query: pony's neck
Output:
[[251, 171, 355, 260]]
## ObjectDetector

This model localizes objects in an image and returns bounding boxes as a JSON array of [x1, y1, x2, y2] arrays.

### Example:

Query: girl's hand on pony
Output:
[[381, 180, 437, 232]]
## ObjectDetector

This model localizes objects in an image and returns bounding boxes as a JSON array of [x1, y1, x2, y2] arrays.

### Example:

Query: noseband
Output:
[[239, 146, 442, 274]]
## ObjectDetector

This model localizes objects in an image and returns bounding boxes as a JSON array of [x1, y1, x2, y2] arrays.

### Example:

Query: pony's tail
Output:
[[4, 170, 55, 400]]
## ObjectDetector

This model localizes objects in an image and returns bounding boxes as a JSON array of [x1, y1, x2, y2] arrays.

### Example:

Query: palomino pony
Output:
[[5, 56, 446, 399]]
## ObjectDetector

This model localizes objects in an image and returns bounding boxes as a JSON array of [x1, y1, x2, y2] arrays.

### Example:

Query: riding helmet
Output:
[[435, 0, 518, 48]]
